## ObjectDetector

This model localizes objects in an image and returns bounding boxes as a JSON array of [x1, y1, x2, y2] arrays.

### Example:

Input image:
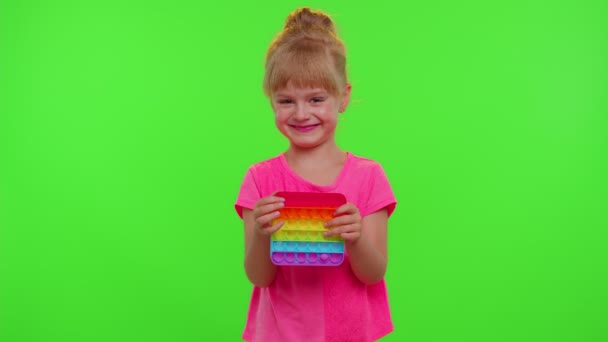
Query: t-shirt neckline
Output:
[[278, 151, 353, 192]]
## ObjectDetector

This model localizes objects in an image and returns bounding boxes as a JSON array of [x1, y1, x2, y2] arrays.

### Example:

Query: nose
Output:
[[294, 103, 311, 121]]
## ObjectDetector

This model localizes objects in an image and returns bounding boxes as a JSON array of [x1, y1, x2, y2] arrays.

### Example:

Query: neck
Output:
[[284, 142, 346, 166]]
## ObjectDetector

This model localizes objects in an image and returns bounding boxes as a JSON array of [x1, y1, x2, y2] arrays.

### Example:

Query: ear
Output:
[[339, 83, 352, 113]]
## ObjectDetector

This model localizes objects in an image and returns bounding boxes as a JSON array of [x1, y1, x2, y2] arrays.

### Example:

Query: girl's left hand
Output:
[[324, 203, 362, 243]]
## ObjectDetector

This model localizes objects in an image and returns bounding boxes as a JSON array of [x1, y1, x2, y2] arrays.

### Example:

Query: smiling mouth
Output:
[[291, 124, 320, 133]]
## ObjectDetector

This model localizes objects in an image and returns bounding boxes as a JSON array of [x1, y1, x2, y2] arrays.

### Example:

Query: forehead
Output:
[[273, 83, 330, 97]]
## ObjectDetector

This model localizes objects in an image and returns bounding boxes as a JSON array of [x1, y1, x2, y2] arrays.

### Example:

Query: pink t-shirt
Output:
[[235, 152, 397, 342]]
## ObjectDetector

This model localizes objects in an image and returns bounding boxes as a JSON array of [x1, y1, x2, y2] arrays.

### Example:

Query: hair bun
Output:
[[263, 7, 347, 97], [284, 7, 335, 34]]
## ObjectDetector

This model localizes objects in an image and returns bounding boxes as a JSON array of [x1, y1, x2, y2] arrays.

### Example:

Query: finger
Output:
[[255, 201, 285, 218], [340, 231, 361, 241], [253, 198, 285, 217], [333, 203, 357, 216], [256, 210, 282, 228], [265, 191, 285, 204], [324, 215, 356, 228], [324, 224, 359, 237], [253, 191, 286, 217], [256, 195, 286, 208], [260, 221, 284, 235]]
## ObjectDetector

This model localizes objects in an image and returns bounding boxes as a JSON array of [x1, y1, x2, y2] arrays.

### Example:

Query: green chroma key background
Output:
[[1, 1, 607, 341]]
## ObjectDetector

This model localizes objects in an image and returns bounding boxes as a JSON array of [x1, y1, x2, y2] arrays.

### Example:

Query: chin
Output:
[[291, 138, 330, 149]]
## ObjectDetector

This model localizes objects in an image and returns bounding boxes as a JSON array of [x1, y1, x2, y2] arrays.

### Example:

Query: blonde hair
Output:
[[263, 8, 348, 97]]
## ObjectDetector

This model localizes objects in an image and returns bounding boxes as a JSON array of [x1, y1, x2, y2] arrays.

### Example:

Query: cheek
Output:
[[274, 111, 290, 132], [273, 106, 290, 118], [319, 106, 339, 125], [274, 110, 288, 122]]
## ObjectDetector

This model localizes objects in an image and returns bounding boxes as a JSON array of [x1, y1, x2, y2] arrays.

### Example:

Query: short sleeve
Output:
[[362, 164, 397, 218], [234, 167, 260, 219]]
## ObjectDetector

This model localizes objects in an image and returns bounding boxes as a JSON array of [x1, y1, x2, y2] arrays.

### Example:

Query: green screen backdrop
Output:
[[1, 1, 607, 341]]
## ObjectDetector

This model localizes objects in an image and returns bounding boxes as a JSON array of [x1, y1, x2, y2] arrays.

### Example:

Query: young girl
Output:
[[234, 7, 397, 342]]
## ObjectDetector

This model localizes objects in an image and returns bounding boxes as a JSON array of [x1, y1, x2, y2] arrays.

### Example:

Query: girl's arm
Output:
[[243, 208, 278, 287], [242, 193, 285, 287], [345, 209, 388, 285], [325, 206, 389, 285]]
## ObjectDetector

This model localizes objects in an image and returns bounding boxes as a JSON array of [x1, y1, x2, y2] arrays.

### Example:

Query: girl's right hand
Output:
[[252, 192, 285, 236]]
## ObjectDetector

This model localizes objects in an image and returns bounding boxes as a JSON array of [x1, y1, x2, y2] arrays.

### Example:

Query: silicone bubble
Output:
[[270, 192, 346, 266]]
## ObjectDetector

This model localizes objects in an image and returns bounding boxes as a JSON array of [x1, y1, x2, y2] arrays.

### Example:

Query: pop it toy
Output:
[[271, 191, 346, 266]]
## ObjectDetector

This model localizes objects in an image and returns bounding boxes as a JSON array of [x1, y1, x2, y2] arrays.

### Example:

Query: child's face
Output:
[[271, 82, 351, 150]]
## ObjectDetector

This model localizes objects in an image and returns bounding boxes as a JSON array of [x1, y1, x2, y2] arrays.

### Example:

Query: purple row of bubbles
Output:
[[272, 241, 343, 253], [271, 252, 344, 265]]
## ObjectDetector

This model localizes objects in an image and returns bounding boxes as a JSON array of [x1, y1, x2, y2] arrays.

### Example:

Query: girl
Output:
[[234, 7, 397, 342]]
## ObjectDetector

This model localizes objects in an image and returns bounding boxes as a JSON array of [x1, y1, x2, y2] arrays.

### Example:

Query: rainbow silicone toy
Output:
[[270, 191, 346, 266]]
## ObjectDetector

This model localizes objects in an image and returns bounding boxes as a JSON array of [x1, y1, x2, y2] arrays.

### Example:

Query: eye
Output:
[[311, 97, 326, 103], [277, 99, 293, 104]]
